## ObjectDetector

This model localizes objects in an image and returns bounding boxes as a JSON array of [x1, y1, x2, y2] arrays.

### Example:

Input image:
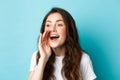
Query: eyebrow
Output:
[[46, 19, 64, 23]]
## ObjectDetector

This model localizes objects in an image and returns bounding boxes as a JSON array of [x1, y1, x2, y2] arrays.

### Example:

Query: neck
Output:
[[52, 46, 65, 56]]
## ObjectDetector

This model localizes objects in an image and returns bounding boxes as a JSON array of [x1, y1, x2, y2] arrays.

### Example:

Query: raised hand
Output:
[[38, 30, 51, 62]]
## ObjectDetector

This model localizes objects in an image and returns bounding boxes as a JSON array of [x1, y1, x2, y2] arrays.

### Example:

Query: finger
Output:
[[43, 30, 49, 39], [42, 30, 50, 43], [40, 33, 42, 44], [38, 33, 42, 48]]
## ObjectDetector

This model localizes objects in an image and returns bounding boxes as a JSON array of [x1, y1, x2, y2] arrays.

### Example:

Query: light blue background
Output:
[[0, 0, 120, 80]]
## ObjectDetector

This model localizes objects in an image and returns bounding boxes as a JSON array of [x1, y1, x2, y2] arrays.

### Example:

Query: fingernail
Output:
[[40, 33, 42, 36]]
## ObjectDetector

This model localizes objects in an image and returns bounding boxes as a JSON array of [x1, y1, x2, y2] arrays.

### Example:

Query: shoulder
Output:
[[81, 52, 91, 65], [31, 50, 38, 59], [33, 50, 38, 55], [80, 51, 97, 80], [30, 50, 38, 65], [29, 50, 38, 71], [80, 51, 94, 73]]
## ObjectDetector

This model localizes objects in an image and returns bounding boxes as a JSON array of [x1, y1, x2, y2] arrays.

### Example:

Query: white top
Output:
[[29, 51, 97, 80]]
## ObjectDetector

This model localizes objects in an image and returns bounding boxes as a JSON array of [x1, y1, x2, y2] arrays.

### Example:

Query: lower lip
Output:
[[50, 38, 58, 42]]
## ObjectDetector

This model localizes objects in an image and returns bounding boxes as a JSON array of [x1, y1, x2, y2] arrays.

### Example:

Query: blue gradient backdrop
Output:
[[0, 0, 120, 80]]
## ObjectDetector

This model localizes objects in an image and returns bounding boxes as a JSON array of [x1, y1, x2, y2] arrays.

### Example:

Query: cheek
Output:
[[44, 27, 49, 31], [59, 27, 66, 37]]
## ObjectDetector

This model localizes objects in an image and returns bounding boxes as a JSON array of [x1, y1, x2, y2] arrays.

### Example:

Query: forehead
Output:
[[46, 13, 63, 21]]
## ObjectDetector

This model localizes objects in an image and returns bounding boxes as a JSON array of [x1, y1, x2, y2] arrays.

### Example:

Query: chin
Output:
[[50, 43, 61, 48], [50, 45, 58, 49]]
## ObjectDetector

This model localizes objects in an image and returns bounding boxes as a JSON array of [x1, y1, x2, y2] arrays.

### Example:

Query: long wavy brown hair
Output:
[[36, 7, 83, 80]]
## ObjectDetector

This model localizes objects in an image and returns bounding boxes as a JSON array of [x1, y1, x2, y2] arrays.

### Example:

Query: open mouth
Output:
[[50, 34, 59, 40]]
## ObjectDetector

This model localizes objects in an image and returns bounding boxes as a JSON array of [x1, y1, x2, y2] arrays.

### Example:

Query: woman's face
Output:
[[44, 13, 66, 48]]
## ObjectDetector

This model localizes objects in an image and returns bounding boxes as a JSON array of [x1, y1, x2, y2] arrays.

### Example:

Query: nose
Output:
[[50, 24, 56, 32]]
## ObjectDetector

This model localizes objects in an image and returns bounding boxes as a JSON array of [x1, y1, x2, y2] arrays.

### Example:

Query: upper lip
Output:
[[50, 34, 59, 38]]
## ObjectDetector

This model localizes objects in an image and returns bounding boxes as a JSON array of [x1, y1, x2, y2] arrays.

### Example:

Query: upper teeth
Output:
[[50, 35, 58, 37]]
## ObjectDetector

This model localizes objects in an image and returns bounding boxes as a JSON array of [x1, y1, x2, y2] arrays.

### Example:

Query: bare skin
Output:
[[28, 30, 52, 80], [28, 13, 66, 80]]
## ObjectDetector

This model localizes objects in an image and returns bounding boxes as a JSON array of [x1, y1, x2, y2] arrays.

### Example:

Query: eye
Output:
[[57, 24, 63, 27], [45, 24, 51, 27]]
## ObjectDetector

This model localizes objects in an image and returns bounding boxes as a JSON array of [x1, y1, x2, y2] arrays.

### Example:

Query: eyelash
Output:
[[45, 23, 63, 27], [46, 24, 50, 27], [57, 24, 63, 26]]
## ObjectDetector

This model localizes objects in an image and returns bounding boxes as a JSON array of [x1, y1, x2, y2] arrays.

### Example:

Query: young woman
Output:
[[28, 7, 96, 80]]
